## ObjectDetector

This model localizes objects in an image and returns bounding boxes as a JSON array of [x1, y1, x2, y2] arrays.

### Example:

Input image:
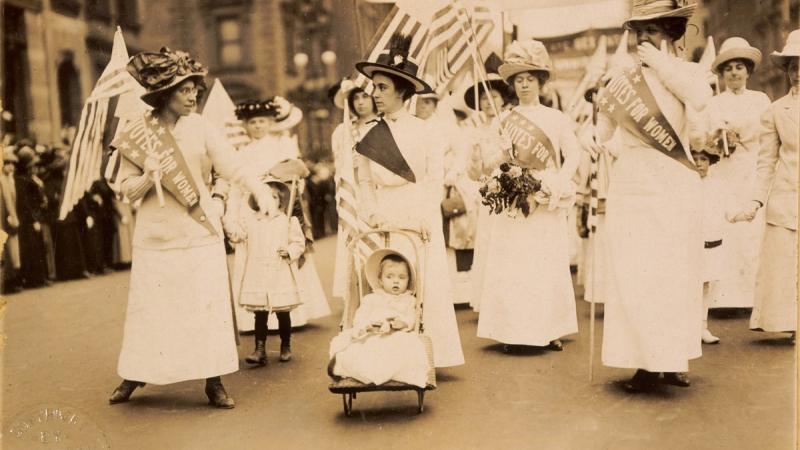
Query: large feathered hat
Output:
[[355, 33, 432, 94], [624, 0, 696, 29], [498, 40, 553, 83], [127, 47, 208, 107]]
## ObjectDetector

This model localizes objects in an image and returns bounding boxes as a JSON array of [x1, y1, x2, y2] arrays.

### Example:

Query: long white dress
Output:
[[600, 58, 711, 373], [112, 113, 245, 385], [356, 108, 464, 368], [704, 89, 771, 308], [476, 104, 580, 346], [466, 118, 503, 312], [226, 134, 330, 332]]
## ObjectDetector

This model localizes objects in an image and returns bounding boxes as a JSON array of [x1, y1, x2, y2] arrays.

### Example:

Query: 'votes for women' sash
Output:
[[596, 66, 695, 171], [501, 110, 558, 171], [110, 113, 218, 236]]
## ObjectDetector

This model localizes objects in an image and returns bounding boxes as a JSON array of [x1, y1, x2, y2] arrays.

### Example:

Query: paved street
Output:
[[1, 236, 795, 450]]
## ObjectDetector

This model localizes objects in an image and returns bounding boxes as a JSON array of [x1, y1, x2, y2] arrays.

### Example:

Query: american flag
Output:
[[59, 27, 144, 220]]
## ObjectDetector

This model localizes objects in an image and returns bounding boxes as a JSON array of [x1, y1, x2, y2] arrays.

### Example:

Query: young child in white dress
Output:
[[329, 251, 430, 388], [239, 180, 305, 365], [695, 149, 725, 344]]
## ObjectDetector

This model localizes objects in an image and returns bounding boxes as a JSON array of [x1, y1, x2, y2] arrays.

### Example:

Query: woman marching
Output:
[[736, 29, 799, 340], [594, 0, 711, 391], [474, 40, 580, 351], [225, 97, 330, 347], [702, 37, 771, 319], [353, 33, 464, 368], [106, 48, 278, 408], [464, 57, 511, 312]]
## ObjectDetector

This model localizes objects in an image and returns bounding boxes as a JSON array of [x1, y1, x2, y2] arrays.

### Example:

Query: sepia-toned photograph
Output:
[[1, 0, 798, 448]]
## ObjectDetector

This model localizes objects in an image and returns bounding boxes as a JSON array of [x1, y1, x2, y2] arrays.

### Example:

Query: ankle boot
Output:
[[623, 369, 658, 392], [280, 341, 292, 362], [245, 339, 267, 365], [109, 380, 145, 404], [205, 378, 235, 409]]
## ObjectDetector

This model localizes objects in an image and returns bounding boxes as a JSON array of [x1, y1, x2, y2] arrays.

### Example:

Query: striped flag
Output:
[[59, 27, 143, 220], [201, 79, 250, 150]]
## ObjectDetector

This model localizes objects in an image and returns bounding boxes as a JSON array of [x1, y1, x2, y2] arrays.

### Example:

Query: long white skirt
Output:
[[582, 216, 608, 304], [447, 248, 472, 305], [469, 206, 492, 312], [750, 225, 797, 332], [602, 151, 703, 373], [477, 207, 578, 346], [117, 242, 239, 385]]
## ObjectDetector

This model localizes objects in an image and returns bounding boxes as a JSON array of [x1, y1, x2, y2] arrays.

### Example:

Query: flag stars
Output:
[[599, 97, 608, 106], [607, 103, 616, 113], [150, 117, 159, 126], [632, 74, 642, 83], [157, 127, 166, 135], [120, 141, 130, 149], [130, 150, 140, 159]]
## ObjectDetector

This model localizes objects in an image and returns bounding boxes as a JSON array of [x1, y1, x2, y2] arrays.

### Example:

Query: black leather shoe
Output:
[[548, 339, 564, 351], [662, 372, 691, 387], [279, 342, 292, 362], [205, 381, 235, 409], [245, 340, 267, 365], [109, 380, 145, 404], [623, 370, 658, 393]]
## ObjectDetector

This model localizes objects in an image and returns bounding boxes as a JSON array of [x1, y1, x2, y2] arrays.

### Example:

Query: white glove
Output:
[[143, 154, 162, 182], [637, 41, 671, 72], [726, 200, 761, 223]]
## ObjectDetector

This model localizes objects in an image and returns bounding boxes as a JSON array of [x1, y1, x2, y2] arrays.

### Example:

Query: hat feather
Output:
[[387, 33, 413, 67]]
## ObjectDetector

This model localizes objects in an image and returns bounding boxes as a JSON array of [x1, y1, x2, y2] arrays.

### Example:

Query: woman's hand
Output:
[[222, 215, 246, 243], [143, 154, 162, 182], [277, 247, 290, 259], [390, 319, 409, 330], [637, 40, 671, 71], [727, 200, 761, 223], [209, 197, 225, 219]]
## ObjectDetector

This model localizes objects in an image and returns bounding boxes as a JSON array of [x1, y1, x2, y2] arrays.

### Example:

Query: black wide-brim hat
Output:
[[355, 33, 432, 95], [128, 47, 208, 107], [463, 74, 508, 110]]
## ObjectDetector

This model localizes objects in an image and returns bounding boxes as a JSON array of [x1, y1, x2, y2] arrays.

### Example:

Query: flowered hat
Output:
[[713, 37, 762, 74], [364, 248, 416, 294], [463, 52, 509, 110], [235, 97, 303, 132], [624, 0, 696, 28], [355, 33, 433, 94], [127, 47, 208, 107], [498, 40, 553, 83], [771, 29, 800, 67]]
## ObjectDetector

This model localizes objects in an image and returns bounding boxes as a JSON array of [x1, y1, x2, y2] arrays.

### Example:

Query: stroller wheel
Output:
[[342, 394, 353, 417], [416, 390, 425, 414]]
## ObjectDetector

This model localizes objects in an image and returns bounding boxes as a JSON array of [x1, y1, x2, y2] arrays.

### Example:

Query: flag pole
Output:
[[588, 90, 600, 384], [143, 116, 166, 207], [713, 80, 730, 157]]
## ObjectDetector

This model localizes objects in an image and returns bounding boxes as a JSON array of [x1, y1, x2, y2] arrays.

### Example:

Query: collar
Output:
[[791, 86, 799, 100], [382, 107, 409, 122]]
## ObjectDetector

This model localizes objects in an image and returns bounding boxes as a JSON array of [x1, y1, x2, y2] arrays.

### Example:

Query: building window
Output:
[[57, 54, 82, 128], [116, 0, 140, 30], [217, 17, 243, 67], [87, 0, 112, 22]]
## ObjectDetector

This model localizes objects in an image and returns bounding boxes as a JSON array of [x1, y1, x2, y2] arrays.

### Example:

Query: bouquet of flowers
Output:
[[478, 161, 542, 218]]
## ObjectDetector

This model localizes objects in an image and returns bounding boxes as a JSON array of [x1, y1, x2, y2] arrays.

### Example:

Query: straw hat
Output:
[[624, 0, 696, 28], [235, 97, 302, 133], [712, 37, 762, 74], [248, 177, 291, 212], [498, 40, 553, 83], [771, 29, 800, 66], [417, 75, 440, 101], [356, 33, 433, 94], [364, 248, 416, 294], [127, 48, 208, 107]]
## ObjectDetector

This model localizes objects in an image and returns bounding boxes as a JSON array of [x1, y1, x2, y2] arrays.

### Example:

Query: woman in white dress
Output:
[[353, 33, 464, 368], [330, 81, 378, 299], [224, 98, 330, 338], [595, 1, 711, 391], [475, 40, 580, 350], [737, 30, 799, 340], [465, 69, 510, 312], [106, 48, 277, 408], [703, 37, 771, 311]]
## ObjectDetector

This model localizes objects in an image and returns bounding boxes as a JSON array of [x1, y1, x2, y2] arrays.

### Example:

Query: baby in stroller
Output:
[[329, 249, 430, 388]]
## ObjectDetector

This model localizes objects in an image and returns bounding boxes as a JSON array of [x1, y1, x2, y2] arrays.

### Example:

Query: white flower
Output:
[[506, 209, 518, 219], [508, 165, 523, 178], [488, 179, 501, 194]]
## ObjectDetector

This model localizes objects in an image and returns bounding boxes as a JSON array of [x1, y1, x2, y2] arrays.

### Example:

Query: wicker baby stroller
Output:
[[328, 228, 436, 416]]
